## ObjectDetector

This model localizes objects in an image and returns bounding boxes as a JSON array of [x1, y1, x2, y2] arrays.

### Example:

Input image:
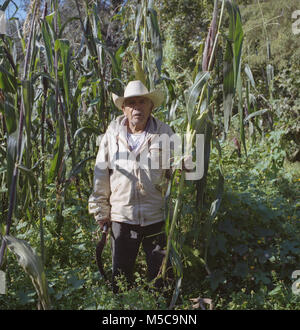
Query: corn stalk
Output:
[[0, 0, 39, 268], [161, 0, 244, 302], [0, 0, 246, 309]]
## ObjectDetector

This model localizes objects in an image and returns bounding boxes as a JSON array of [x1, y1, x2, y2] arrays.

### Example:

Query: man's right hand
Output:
[[97, 218, 110, 231]]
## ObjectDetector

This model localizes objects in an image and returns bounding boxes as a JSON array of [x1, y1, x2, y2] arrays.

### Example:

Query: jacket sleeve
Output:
[[88, 133, 111, 221]]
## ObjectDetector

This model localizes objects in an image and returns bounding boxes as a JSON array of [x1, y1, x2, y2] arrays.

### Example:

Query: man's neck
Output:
[[127, 123, 144, 134], [126, 117, 150, 134]]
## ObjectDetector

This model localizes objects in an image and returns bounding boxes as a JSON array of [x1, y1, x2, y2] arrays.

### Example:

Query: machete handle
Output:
[[102, 224, 108, 234]]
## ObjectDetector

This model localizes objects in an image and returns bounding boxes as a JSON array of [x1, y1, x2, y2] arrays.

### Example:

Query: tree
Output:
[[157, 0, 213, 80], [238, 0, 300, 70]]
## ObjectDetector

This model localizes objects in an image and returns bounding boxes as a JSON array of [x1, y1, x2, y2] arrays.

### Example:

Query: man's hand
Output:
[[182, 154, 195, 172], [97, 218, 110, 231]]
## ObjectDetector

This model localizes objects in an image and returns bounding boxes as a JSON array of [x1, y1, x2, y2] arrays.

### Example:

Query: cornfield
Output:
[[0, 0, 299, 310]]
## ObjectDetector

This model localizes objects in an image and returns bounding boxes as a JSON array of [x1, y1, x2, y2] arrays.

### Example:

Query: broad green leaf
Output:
[[95, 40, 120, 81], [226, 0, 244, 87], [0, 0, 11, 11], [223, 0, 244, 133], [67, 275, 85, 289], [244, 109, 269, 123], [223, 41, 234, 134], [73, 126, 101, 141], [237, 64, 247, 156], [185, 71, 210, 124], [0, 64, 17, 93], [71, 75, 87, 113], [244, 64, 255, 88], [268, 286, 281, 296], [209, 137, 224, 219], [233, 262, 248, 277], [131, 52, 147, 86], [168, 276, 182, 310], [254, 271, 271, 285], [22, 79, 33, 145], [147, 8, 163, 75], [134, 3, 143, 40], [64, 155, 94, 192], [90, 3, 102, 40], [3, 235, 51, 309], [47, 118, 65, 184], [115, 38, 130, 71], [266, 64, 274, 87], [41, 20, 54, 73], [195, 109, 209, 134], [17, 164, 39, 188], [55, 39, 71, 111], [1, 94, 17, 134], [45, 11, 55, 26], [210, 269, 226, 291], [6, 132, 17, 197]]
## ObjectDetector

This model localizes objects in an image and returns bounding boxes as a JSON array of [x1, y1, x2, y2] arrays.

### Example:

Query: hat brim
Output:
[[112, 90, 165, 110]]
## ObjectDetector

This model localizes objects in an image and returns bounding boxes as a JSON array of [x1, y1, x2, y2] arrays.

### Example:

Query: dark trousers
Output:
[[111, 221, 170, 293]]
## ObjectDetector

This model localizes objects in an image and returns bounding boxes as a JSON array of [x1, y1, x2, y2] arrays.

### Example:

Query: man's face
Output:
[[122, 96, 153, 131]]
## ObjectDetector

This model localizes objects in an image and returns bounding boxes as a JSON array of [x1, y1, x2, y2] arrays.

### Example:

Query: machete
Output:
[[95, 224, 109, 280]]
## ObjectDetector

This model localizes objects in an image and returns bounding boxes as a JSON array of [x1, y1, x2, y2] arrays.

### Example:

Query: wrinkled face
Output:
[[122, 96, 154, 131]]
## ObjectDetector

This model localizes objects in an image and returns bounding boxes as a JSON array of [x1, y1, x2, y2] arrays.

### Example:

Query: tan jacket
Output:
[[88, 114, 174, 226]]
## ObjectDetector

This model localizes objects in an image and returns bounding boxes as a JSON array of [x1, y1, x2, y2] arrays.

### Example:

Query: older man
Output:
[[88, 80, 174, 292]]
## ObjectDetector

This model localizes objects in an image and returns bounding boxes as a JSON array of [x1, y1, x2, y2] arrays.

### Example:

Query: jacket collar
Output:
[[116, 115, 160, 155]]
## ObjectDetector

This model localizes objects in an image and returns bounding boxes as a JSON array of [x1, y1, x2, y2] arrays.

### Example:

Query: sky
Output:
[[1, 0, 27, 20]]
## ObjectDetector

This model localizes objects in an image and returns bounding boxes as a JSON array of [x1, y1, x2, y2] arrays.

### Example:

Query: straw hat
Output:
[[112, 80, 165, 110]]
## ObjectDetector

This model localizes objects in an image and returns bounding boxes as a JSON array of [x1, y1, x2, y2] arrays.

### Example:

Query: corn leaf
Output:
[[244, 64, 255, 88], [226, 0, 243, 86], [0, 0, 12, 11], [22, 80, 33, 146], [131, 52, 147, 86], [3, 235, 51, 309], [147, 8, 163, 75], [223, 39, 234, 133], [185, 71, 210, 125], [244, 109, 269, 123], [6, 132, 17, 198], [64, 155, 94, 193], [55, 39, 71, 111], [41, 20, 54, 73], [115, 38, 130, 73], [47, 118, 65, 184], [1, 94, 16, 134], [73, 126, 101, 141], [134, 3, 143, 41], [236, 64, 247, 156], [223, 0, 244, 134], [0, 64, 17, 93]]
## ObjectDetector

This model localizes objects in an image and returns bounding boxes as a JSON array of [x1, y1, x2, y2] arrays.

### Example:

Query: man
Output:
[[88, 80, 174, 293]]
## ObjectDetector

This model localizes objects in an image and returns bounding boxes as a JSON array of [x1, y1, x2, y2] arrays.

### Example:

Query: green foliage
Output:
[[158, 0, 213, 80], [0, 0, 299, 310], [271, 68, 300, 162], [239, 0, 300, 69], [179, 135, 300, 309], [3, 235, 51, 309]]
